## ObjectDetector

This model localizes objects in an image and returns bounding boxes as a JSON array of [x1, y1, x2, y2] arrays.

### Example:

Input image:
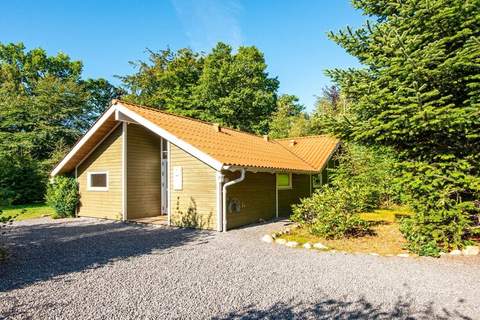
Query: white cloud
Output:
[[171, 0, 243, 51]]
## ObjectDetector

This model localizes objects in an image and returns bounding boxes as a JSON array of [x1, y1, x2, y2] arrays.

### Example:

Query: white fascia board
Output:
[[51, 106, 116, 177], [75, 122, 121, 171], [114, 103, 224, 171], [115, 109, 138, 124]]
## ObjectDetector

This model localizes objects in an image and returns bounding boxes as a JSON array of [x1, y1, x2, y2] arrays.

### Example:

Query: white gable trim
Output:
[[114, 103, 223, 171], [51, 103, 224, 176], [51, 107, 116, 177]]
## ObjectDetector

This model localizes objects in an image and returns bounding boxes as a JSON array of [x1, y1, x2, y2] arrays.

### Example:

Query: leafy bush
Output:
[[292, 185, 372, 239], [45, 176, 79, 218], [291, 144, 399, 239], [331, 144, 403, 209]]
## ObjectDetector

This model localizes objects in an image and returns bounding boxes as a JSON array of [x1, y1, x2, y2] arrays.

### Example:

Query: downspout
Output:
[[222, 168, 246, 232]]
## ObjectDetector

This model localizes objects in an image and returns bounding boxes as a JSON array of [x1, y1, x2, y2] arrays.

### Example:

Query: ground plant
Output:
[[283, 207, 411, 255], [291, 144, 399, 239], [45, 176, 79, 218]]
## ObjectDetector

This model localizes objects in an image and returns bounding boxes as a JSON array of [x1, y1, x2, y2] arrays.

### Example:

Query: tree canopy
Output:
[[0, 43, 120, 203], [121, 42, 279, 134], [268, 94, 309, 138], [326, 0, 480, 254]]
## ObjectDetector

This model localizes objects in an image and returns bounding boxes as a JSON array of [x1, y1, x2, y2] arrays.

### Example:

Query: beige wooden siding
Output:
[[278, 174, 311, 217], [77, 125, 123, 219], [170, 144, 217, 230], [126, 124, 162, 219], [225, 171, 276, 230]]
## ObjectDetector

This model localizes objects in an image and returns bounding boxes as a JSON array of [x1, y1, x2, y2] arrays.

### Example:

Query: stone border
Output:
[[260, 226, 413, 257], [261, 232, 414, 257], [262, 230, 479, 258]]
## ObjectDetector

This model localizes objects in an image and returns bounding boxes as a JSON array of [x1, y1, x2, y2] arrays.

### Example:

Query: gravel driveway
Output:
[[1, 217, 479, 319]]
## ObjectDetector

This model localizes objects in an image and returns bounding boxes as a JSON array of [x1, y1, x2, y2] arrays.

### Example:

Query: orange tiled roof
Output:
[[276, 136, 339, 170], [118, 100, 339, 173]]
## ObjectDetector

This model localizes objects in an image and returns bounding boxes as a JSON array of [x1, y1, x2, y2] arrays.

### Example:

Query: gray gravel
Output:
[[1, 217, 479, 319]]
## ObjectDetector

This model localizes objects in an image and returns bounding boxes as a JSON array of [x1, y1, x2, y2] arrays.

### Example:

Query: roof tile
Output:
[[119, 100, 339, 172]]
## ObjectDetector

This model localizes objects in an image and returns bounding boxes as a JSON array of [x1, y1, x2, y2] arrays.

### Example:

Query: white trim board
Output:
[[122, 122, 127, 221], [114, 104, 224, 171], [51, 107, 116, 177], [216, 171, 224, 231], [87, 171, 109, 192], [167, 140, 172, 226], [75, 122, 121, 171], [51, 103, 224, 176]]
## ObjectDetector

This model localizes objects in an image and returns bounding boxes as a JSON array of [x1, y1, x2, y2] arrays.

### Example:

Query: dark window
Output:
[[89, 173, 108, 189]]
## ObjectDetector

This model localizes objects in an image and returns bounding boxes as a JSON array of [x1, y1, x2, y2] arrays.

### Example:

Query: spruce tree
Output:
[[327, 0, 480, 255]]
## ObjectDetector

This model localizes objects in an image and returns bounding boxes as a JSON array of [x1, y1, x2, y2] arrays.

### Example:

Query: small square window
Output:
[[276, 173, 292, 189], [87, 172, 108, 191]]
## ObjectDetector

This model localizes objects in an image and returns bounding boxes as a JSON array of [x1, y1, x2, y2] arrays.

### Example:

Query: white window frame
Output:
[[276, 173, 292, 190], [87, 171, 109, 191]]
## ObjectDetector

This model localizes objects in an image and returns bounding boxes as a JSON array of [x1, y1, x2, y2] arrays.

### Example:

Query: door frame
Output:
[[161, 138, 169, 215]]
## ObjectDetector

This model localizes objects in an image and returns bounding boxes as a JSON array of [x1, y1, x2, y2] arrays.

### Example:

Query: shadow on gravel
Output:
[[213, 295, 472, 320], [0, 219, 212, 292]]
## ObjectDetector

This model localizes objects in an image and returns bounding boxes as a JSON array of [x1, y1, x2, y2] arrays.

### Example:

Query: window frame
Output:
[[87, 171, 109, 192], [276, 172, 292, 190]]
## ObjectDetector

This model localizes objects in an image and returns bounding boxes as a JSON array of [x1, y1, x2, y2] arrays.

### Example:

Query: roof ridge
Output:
[[273, 140, 318, 170], [274, 134, 333, 141], [115, 99, 269, 140]]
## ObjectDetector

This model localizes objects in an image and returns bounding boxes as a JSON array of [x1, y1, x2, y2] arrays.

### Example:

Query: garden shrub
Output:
[[45, 176, 79, 218], [292, 185, 372, 239], [291, 144, 400, 239]]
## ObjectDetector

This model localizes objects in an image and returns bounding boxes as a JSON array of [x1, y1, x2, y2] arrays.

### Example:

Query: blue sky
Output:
[[1, 0, 365, 112]]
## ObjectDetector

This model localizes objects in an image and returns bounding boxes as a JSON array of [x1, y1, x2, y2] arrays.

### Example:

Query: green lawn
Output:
[[0, 203, 55, 221]]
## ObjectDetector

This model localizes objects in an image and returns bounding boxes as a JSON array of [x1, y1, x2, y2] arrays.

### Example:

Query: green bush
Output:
[[399, 161, 480, 255], [45, 176, 79, 218], [331, 144, 403, 209], [292, 185, 372, 239], [291, 144, 398, 239]]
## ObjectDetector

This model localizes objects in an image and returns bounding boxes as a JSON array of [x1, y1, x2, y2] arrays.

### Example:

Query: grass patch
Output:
[[281, 206, 413, 255], [359, 206, 412, 223], [1, 203, 55, 221]]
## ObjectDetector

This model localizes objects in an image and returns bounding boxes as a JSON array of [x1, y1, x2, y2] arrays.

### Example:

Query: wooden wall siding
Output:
[[170, 144, 217, 230], [60, 114, 118, 174], [126, 124, 162, 219], [278, 174, 311, 217], [77, 125, 123, 219], [225, 171, 276, 230]]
